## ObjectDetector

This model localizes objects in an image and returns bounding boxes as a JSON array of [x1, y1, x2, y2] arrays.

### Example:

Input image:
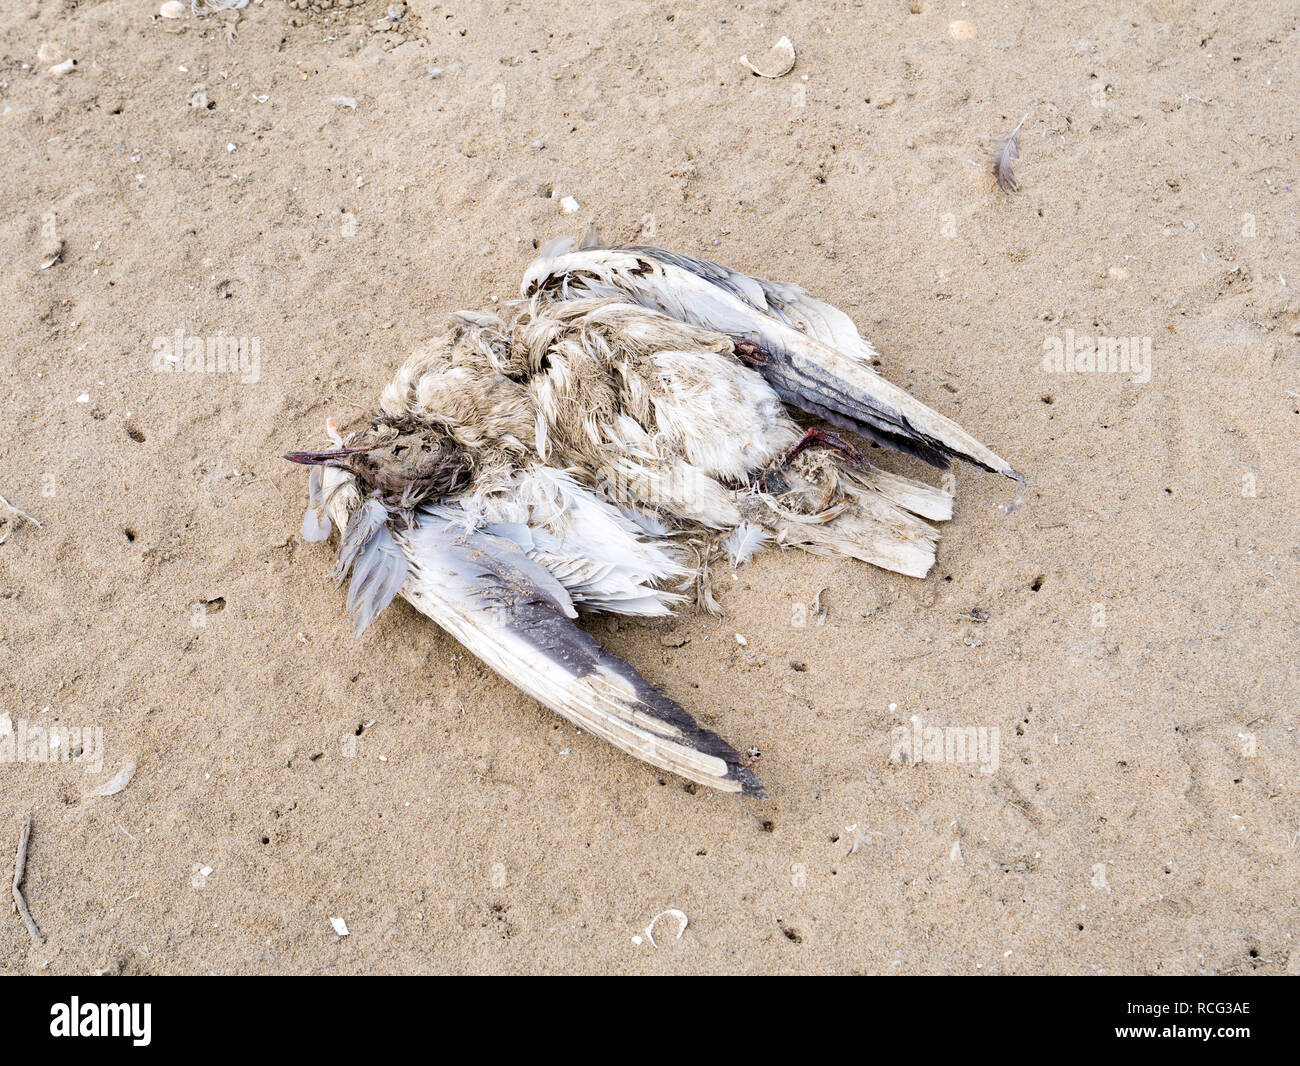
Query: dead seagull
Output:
[[286, 248, 1021, 796], [287, 311, 765, 795]]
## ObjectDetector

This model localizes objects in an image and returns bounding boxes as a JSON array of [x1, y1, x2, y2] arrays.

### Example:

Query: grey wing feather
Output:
[[626, 245, 871, 357], [626, 247, 953, 458], [345, 522, 408, 637], [570, 245, 1020, 478], [425, 506, 578, 618], [401, 511, 764, 795], [332, 498, 410, 637], [626, 245, 772, 309]]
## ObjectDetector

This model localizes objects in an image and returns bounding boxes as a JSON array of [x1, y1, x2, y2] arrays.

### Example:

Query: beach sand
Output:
[[1, 0, 1296, 974]]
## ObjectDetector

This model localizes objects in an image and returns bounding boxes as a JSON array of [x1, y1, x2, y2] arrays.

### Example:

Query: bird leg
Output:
[[733, 339, 768, 367], [756, 429, 864, 494], [780, 427, 864, 468]]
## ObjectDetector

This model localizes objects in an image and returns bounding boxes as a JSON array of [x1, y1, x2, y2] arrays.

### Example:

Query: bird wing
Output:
[[334, 498, 411, 638], [625, 246, 882, 366], [453, 466, 689, 616], [522, 244, 1021, 479], [398, 508, 764, 796]]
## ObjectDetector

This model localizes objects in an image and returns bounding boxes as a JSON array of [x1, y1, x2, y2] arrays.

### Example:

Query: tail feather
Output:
[[774, 506, 940, 578], [848, 465, 954, 523], [751, 462, 951, 578]]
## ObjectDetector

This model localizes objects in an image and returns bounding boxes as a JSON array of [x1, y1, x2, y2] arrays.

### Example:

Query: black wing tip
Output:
[[730, 764, 767, 798], [604, 655, 768, 796]]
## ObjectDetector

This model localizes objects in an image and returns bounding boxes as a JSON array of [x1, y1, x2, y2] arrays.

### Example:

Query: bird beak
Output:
[[282, 446, 372, 466]]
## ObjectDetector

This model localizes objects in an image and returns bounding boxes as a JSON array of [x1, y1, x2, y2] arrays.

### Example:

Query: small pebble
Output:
[[559, 196, 580, 214], [330, 916, 349, 936], [948, 20, 977, 41], [160, 1, 186, 17]]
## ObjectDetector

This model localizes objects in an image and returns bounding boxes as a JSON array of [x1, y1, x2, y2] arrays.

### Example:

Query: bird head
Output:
[[285, 414, 476, 513]]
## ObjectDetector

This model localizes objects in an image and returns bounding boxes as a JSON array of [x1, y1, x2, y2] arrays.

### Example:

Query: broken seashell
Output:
[[83, 761, 135, 799], [740, 36, 796, 79], [644, 908, 688, 948], [39, 239, 64, 269], [160, 1, 186, 18]]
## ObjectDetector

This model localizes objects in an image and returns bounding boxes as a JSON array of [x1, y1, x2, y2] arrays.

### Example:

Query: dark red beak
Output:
[[283, 446, 372, 466]]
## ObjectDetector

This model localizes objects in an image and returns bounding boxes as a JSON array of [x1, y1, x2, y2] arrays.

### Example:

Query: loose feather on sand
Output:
[[992, 114, 1029, 193]]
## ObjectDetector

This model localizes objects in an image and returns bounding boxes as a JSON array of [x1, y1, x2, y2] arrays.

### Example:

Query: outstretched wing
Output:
[[627, 246, 883, 366], [398, 509, 764, 796], [522, 243, 1021, 479]]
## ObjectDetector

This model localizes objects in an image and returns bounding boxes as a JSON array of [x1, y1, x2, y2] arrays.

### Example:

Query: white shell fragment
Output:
[[330, 916, 350, 937], [39, 240, 64, 270], [739, 36, 796, 78], [160, 1, 186, 17], [644, 908, 688, 949], [559, 196, 580, 215], [83, 761, 136, 799]]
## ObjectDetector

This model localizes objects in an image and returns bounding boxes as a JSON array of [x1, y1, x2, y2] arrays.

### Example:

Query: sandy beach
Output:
[[1, 0, 1296, 974]]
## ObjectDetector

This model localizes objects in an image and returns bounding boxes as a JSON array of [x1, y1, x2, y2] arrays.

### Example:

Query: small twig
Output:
[[0, 494, 40, 546], [12, 817, 43, 944]]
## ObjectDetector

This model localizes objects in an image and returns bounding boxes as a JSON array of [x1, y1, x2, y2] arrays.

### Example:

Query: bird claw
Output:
[[755, 428, 863, 493], [733, 339, 768, 367], [780, 427, 864, 468]]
